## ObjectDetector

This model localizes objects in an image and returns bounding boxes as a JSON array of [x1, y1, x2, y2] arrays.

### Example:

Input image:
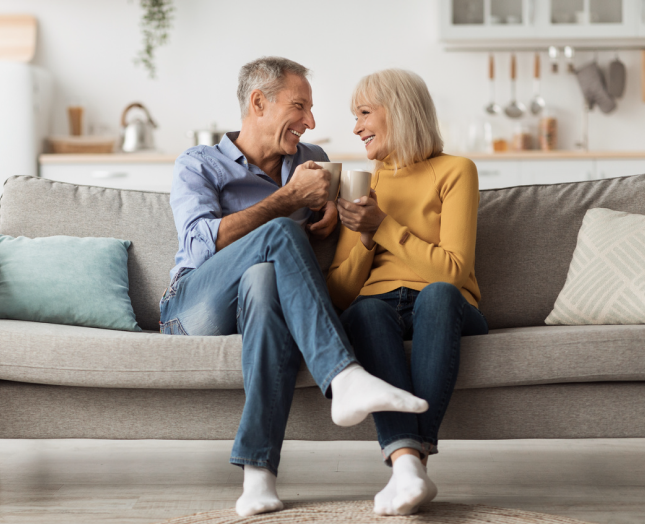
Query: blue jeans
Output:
[[340, 283, 488, 465], [159, 217, 357, 475]]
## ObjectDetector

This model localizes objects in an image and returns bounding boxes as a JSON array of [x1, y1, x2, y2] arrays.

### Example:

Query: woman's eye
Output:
[[362, 110, 369, 115]]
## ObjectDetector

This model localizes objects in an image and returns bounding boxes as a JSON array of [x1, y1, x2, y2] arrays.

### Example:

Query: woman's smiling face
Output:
[[353, 104, 389, 161]]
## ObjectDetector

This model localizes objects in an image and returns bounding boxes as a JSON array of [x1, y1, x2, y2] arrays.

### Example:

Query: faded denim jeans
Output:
[[159, 217, 357, 475], [340, 283, 488, 465]]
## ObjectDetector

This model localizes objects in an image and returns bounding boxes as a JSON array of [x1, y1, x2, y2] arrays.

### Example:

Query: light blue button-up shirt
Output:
[[169, 131, 329, 279]]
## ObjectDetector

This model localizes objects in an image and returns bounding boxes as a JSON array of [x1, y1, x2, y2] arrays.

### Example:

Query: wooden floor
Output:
[[0, 438, 643, 524]]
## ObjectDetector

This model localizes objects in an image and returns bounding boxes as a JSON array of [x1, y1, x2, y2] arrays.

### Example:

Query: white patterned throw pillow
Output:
[[546, 208, 645, 325]]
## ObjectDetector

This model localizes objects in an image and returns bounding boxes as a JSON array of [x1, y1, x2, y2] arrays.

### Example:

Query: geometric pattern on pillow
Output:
[[546, 208, 645, 325]]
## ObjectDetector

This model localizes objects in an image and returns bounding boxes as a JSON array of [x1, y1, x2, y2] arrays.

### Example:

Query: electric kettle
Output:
[[120, 102, 157, 152]]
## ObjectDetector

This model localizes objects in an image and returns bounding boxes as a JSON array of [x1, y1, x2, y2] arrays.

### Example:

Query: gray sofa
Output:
[[1, 174, 644, 441]]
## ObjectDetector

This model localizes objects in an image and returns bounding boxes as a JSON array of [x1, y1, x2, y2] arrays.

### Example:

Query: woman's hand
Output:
[[337, 189, 386, 249]]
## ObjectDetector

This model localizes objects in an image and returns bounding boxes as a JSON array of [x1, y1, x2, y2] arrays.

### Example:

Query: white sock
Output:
[[235, 465, 284, 517], [330, 364, 429, 427], [374, 455, 438, 516]]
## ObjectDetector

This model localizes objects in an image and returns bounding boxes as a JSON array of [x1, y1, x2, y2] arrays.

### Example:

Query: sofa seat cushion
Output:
[[2, 320, 644, 390]]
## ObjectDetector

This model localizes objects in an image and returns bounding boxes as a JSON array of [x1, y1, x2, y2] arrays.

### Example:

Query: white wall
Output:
[[3, 0, 645, 156]]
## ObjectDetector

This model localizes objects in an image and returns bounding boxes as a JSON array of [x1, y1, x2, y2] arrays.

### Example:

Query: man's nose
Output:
[[304, 109, 315, 130]]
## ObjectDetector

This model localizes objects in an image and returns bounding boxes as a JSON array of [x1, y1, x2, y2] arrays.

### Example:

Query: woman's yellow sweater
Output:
[[327, 153, 481, 311]]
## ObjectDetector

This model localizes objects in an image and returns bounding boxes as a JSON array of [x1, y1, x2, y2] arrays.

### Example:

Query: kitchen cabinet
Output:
[[39, 155, 175, 192], [440, 0, 640, 43], [596, 159, 645, 179], [520, 159, 594, 184], [441, 0, 537, 42], [472, 159, 525, 189]]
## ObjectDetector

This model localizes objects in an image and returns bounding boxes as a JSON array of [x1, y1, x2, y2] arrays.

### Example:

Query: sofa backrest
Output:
[[2, 173, 645, 331], [0, 176, 176, 331], [476, 173, 645, 329]]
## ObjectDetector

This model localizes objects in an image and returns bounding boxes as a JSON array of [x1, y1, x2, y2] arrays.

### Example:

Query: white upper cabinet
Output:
[[440, 0, 640, 43], [538, 0, 635, 39], [442, 0, 538, 41], [638, 0, 645, 35]]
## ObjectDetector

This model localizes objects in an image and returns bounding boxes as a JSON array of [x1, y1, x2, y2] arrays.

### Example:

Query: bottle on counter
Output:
[[538, 111, 558, 151]]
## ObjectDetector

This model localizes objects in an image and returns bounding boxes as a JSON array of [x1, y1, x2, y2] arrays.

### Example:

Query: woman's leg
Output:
[[340, 295, 425, 457], [341, 294, 436, 516], [410, 282, 489, 453]]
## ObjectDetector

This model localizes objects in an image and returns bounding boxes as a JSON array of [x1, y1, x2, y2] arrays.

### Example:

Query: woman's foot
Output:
[[235, 465, 284, 517], [374, 454, 438, 516], [330, 364, 429, 427]]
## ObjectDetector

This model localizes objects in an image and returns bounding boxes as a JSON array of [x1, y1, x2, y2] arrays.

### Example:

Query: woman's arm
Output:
[[373, 159, 479, 287], [326, 225, 376, 311]]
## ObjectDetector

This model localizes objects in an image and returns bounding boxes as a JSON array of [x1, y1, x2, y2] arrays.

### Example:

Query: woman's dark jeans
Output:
[[340, 282, 488, 464]]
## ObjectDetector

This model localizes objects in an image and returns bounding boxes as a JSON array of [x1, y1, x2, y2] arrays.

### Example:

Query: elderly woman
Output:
[[327, 69, 488, 516]]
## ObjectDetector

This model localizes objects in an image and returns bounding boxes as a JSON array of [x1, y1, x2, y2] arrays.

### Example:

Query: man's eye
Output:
[[296, 103, 303, 109]]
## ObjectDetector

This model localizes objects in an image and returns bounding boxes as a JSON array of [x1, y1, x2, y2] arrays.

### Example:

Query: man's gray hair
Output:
[[237, 56, 310, 118]]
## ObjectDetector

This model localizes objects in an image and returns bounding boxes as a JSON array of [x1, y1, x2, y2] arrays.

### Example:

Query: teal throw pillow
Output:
[[0, 235, 141, 331]]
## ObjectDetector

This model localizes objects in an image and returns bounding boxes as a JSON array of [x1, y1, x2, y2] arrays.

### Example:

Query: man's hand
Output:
[[307, 201, 338, 239], [286, 160, 330, 211], [337, 189, 386, 249]]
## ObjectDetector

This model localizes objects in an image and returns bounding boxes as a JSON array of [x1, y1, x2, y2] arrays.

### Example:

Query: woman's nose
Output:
[[353, 119, 362, 135]]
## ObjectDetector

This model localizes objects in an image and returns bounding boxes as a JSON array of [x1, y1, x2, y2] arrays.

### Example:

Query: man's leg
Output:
[[167, 217, 428, 427], [232, 263, 300, 516]]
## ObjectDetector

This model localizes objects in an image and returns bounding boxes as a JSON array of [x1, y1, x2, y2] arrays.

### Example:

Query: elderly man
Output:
[[161, 56, 428, 517]]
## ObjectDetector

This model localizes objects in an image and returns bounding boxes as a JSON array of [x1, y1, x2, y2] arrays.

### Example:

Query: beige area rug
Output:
[[156, 501, 595, 524]]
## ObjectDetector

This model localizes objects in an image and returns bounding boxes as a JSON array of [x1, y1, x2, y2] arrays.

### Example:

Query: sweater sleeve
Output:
[[372, 158, 479, 288], [326, 225, 376, 311]]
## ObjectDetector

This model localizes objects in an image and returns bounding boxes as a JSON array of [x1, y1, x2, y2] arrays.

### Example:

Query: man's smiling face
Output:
[[262, 73, 315, 156]]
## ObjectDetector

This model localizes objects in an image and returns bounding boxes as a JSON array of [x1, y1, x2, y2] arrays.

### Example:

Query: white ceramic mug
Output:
[[340, 170, 371, 202], [315, 162, 342, 201]]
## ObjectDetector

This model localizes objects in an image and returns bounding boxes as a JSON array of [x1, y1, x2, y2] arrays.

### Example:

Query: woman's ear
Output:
[[249, 90, 265, 116]]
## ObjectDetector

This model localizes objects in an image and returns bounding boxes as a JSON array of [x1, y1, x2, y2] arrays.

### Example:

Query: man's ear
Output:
[[249, 90, 266, 116]]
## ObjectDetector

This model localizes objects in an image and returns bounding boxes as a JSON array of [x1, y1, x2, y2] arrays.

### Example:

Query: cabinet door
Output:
[[441, 0, 538, 42], [538, 0, 637, 38], [40, 163, 174, 192], [521, 160, 594, 185], [474, 160, 523, 189], [596, 159, 645, 179], [638, 0, 645, 35]]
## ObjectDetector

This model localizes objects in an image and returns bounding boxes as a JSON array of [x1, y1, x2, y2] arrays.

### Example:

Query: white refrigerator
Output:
[[0, 62, 52, 196]]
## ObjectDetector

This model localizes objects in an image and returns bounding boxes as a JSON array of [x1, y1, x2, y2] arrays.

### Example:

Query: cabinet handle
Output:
[[91, 171, 128, 179], [642, 0, 645, 23], [479, 170, 501, 177]]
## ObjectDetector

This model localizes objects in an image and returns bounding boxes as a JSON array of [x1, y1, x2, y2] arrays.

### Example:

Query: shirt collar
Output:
[[219, 131, 297, 182], [218, 132, 245, 164]]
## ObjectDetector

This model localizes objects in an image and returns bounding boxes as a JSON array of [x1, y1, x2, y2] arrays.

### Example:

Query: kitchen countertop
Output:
[[39, 151, 645, 164]]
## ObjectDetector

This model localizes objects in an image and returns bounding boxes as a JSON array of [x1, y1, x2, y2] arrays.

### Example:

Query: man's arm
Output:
[[215, 160, 330, 251]]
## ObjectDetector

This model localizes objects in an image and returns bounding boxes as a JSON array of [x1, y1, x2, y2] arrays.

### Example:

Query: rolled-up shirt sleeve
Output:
[[170, 150, 223, 269]]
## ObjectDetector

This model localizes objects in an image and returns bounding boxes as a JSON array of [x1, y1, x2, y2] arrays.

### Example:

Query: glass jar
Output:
[[512, 124, 533, 151], [538, 112, 558, 151]]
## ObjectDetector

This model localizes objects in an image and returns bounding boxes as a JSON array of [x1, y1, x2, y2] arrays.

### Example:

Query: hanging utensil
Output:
[[548, 46, 559, 73], [485, 54, 501, 115], [564, 46, 576, 73], [530, 53, 546, 115], [504, 54, 526, 119], [607, 52, 626, 98]]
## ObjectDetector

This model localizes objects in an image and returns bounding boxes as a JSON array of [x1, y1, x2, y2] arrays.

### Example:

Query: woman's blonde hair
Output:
[[351, 69, 443, 171]]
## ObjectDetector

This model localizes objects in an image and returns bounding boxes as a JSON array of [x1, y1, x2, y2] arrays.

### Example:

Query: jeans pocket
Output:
[[160, 318, 188, 335]]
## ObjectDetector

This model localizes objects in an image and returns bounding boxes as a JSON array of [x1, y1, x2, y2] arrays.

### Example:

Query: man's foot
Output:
[[330, 364, 429, 427], [235, 465, 284, 517], [374, 455, 438, 516]]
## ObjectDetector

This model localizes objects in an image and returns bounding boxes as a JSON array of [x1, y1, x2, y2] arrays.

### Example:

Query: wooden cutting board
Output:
[[0, 14, 37, 62]]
